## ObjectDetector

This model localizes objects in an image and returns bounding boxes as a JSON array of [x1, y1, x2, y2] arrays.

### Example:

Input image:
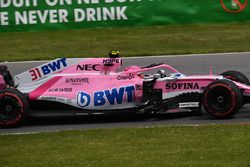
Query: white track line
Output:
[[0, 60, 48, 64], [1, 52, 250, 64], [126, 51, 250, 59]]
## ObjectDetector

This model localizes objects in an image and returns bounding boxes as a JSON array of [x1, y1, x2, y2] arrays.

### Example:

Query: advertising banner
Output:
[[0, 0, 250, 32]]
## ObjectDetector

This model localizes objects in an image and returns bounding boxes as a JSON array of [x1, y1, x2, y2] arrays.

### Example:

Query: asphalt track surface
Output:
[[1, 52, 250, 134]]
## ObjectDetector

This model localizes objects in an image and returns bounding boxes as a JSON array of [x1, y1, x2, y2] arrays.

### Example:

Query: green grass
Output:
[[1, 125, 250, 167], [1, 22, 250, 62]]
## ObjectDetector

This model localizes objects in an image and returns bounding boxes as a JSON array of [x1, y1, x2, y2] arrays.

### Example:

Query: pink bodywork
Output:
[[24, 58, 181, 110], [10, 57, 250, 110]]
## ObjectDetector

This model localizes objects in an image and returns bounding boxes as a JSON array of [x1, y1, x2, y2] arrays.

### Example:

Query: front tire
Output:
[[0, 89, 28, 128], [221, 71, 249, 85], [202, 80, 243, 118]]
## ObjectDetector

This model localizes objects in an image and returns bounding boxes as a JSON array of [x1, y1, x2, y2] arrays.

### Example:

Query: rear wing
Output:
[[14, 58, 82, 87]]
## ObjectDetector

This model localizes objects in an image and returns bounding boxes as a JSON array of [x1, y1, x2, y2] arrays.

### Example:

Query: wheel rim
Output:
[[206, 86, 232, 113], [0, 94, 22, 122]]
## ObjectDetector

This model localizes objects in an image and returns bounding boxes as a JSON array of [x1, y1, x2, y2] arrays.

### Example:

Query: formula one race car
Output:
[[1, 51, 250, 127]]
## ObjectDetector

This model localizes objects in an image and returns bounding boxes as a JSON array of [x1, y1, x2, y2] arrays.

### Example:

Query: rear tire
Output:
[[202, 80, 243, 118], [0, 88, 28, 128]]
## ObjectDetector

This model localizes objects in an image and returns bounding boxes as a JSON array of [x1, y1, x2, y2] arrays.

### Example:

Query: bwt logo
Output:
[[77, 92, 91, 107], [220, 0, 248, 13], [29, 58, 67, 81], [41, 58, 67, 75], [77, 86, 135, 107]]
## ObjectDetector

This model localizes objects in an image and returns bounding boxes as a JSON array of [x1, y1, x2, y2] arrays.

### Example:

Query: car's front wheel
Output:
[[221, 70, 249, 85], [202, 80, 243, 118]]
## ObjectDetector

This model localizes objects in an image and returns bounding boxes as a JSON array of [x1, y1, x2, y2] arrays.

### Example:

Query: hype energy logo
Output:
[[220, 0, 248, 13]]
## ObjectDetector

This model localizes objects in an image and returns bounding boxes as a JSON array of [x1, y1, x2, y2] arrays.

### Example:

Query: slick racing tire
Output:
[[221, 71, 250, 85], [202, 80, 243, 118], [221, 71, 249, 105], [0, 88, 28, 128]]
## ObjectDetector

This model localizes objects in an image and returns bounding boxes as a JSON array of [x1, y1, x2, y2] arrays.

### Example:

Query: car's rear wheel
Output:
[[0, 89, 28, 128], [202, 80, 243, 118]]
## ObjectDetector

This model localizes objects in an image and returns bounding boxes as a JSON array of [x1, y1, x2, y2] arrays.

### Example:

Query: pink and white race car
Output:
[[0, 52, 250, 127]]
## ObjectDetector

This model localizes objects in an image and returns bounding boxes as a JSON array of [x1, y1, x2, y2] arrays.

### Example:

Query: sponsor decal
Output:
[[77, 92, 91, 107], [179, 102, 199, 108], [76, 64, 100, 71], [41, 97, 56, 100], [41, 96, 72, 103], [77, 85, 135, 107], [48, 88, 72, 92], [103, 58, 120, 64], [57, 97, 66, 103], [65, 78, 89, 85], [220, 0, 248, 13], [29, 58, 67, 81], [66, 98, 72, 104], [117, 73, 135, 80], [166, 82, 199, 90], [40, 96, 72, 104]]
